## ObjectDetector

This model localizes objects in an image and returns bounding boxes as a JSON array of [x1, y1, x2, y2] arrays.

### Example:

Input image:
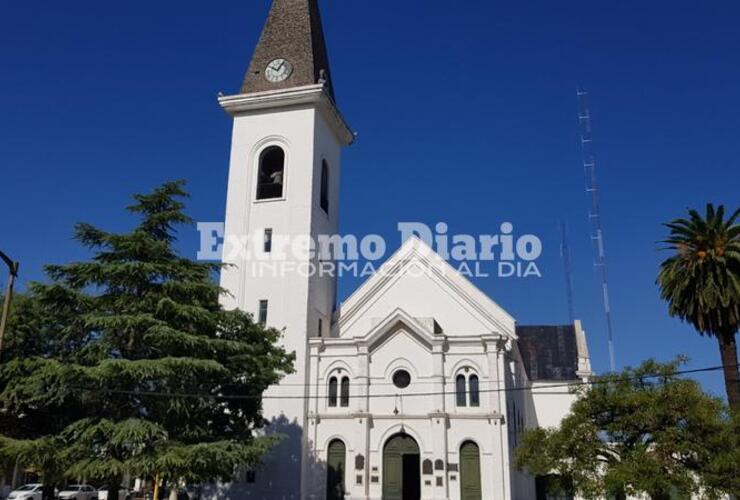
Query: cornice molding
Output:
[[218, 84, 354, 146], [310, 412, 504, 421]]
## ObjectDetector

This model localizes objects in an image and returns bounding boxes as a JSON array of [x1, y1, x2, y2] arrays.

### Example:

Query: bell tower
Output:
[[218, 0, 353, 497]]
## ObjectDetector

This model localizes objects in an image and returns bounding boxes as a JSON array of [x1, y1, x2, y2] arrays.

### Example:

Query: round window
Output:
[[392, 369, 411, 389]]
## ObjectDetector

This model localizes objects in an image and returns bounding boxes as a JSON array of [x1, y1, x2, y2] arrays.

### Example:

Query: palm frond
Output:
[[657, 204, 740, 337]]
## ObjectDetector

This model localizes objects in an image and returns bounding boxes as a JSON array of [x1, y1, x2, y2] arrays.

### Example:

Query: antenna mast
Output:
[[577, 88, 616, 372], [559, 220, 575, 324]]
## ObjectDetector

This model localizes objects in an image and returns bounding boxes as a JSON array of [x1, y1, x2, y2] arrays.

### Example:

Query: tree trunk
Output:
[[109, 477, 122, 500], [42, 484, 56, 500], [152, 475, 161, 500], [717, 329, 740, 410]]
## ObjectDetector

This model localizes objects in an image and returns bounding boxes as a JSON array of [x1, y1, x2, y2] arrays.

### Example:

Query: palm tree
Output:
[[657, 204, 740, 409]]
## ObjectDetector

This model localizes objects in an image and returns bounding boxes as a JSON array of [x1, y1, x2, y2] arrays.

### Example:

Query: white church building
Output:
[[213, 1, 592, 499]]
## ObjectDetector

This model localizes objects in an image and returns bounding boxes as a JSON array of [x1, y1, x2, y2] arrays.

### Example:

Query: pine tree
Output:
[[0, 181, 294, 499]]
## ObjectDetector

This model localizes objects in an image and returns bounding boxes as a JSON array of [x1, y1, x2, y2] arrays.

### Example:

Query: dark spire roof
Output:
[[240, 0, 335, 100]]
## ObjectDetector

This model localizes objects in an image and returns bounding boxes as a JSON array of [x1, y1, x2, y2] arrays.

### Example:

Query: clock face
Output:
[[264, 58, 293, 82]]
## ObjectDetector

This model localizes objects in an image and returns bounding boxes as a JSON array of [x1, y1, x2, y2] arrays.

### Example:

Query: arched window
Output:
[[340, 376, 350, 407], [456, 374, 467, 407], [422, 459, 433, 475], [257, 146, 285, 200], [320, 160, 329, 213], [328, 377, 338, 407], [469, 375, 480, 407]]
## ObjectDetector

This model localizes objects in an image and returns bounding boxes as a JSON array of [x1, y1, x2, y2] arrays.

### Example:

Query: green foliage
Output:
[[0, 436, 65, 485], [0, 181, 294, 494], [658, 203, 740, 336], [657, 203, 740, 408], [515, 358, 740, 499]]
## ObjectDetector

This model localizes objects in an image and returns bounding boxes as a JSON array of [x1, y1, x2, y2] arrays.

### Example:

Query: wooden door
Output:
[[459, 441, 482, 500], [382, 434, 419, 500], [327, 439, 346, 500]]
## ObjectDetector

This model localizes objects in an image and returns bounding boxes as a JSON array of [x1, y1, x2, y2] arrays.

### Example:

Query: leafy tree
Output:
[[0, 293, 80, 500], [0, 181, 294, 499], [515, 358, 739, 500], [657, 204, 740, 409]]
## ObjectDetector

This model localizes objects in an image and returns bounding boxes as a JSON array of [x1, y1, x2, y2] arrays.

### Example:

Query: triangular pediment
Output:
[[356, 308, 440, 353], [336, 237, 516, 339]]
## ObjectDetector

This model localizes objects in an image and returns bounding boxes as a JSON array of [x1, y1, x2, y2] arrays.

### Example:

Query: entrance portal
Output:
[[326, 439, 346, 500], [382, 433, 420, 500]]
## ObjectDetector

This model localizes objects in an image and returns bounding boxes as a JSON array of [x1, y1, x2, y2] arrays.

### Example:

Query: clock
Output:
[[264, 58, 293, 82]]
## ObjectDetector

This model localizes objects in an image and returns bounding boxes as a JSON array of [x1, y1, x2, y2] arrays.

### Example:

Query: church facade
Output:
[[214, 1, 591, 499]]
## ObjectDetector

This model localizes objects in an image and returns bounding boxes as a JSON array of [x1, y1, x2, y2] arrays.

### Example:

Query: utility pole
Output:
[[0, 250, 20, 360]]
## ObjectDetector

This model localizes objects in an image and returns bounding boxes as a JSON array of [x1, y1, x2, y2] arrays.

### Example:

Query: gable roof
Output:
[[336, 236, 516, 339], [517, 324, 583, 381], [240, 0, 335, 100]]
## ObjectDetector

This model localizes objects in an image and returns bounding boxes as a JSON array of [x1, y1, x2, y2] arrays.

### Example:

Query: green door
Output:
[[383, 450, 402, 499], [460, 441, 482, 500], [327, 439, 346, 500], [383, 433, 420, 500]]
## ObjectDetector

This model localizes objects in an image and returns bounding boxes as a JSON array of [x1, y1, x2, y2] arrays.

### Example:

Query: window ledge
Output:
[[253, 196, 287, 204]]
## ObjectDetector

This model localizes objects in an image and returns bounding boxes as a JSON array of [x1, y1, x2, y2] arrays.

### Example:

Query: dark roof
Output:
[[516, 325, 580, 381], [240, 0, 335, 100]]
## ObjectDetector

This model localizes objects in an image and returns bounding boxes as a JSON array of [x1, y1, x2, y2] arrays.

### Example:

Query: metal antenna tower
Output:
[[558, 220, 575, 324], [577, 88, 616, 372]]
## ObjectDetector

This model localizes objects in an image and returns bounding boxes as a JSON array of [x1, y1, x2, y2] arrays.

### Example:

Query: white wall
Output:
[[528, 381, 579, 429], [308, 317, 512, 500], [219, 101, 344, 499]]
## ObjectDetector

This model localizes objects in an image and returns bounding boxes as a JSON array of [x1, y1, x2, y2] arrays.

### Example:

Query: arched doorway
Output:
[[459, 441, 482, 500], [326, 439, 346, 500], [382, 433, 420, 500]]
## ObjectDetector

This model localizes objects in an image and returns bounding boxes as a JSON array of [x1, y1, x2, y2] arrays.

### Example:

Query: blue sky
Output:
[[1, 1, 738, 397]]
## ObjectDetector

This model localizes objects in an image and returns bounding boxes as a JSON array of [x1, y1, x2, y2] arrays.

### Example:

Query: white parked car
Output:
[[96, 486, 130, 500], [8, 484, 44, 500], [56, 485, 97, 500]]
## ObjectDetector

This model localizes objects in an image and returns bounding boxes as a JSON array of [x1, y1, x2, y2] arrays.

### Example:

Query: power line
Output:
[[69, 364, 730, 401]]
